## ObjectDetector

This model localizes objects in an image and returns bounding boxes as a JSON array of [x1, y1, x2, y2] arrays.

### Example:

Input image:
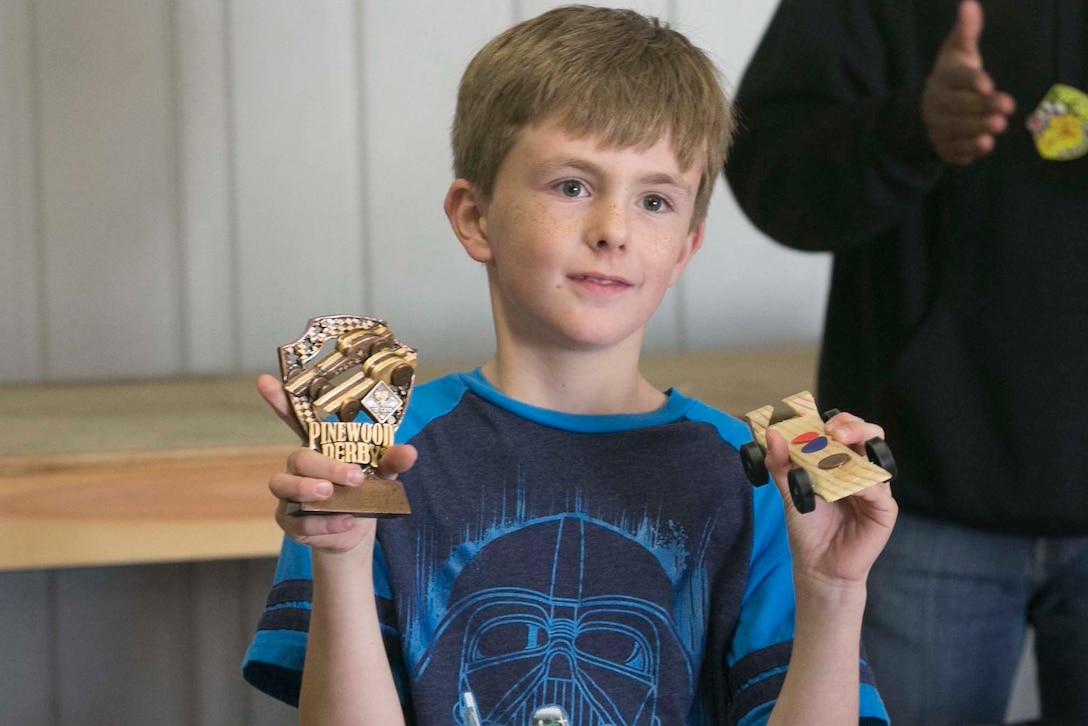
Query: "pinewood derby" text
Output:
[[307, 421, 395, 465]]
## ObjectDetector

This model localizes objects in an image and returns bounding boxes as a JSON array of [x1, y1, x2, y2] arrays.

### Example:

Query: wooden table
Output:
[[0, 346, 817, 571]]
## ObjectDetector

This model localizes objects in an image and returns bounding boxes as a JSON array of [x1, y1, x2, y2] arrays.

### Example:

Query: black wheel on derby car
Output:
[[865, 437, 898, 480], [820, 408, 841, 423], [787, 468, 816, 514], [740, 441, 769, 486]]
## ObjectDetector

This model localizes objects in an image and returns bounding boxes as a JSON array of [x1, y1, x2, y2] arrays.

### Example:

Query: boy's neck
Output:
[[480, 339, 666, 415]]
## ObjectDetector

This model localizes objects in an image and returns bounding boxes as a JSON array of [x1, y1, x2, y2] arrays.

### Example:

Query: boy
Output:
[[243, 6, 896, 725]]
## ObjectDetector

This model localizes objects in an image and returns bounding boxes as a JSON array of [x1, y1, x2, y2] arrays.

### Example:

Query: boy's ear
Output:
[[444, 178, 493, 264], [668, 218, 706, 287]]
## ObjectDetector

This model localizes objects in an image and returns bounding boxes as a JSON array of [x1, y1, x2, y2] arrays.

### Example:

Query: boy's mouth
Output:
[[570, 273, 631, 287]]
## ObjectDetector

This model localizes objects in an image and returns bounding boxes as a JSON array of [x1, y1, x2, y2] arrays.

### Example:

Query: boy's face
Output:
[[453, 119, 705, 353]]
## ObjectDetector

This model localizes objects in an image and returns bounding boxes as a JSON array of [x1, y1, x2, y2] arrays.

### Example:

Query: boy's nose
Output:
[[586, 201, 628, 251]]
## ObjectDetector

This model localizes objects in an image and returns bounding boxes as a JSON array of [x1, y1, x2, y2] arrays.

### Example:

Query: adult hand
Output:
[[764, 413, 898, 591], [921, 0, 1015, 165]]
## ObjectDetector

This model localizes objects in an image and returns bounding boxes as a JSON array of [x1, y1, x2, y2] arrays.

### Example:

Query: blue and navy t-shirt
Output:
[[242, 370, 887, 725]]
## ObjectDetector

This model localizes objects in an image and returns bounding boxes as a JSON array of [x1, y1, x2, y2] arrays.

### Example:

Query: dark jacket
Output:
[[725, 0, 1088, 535]]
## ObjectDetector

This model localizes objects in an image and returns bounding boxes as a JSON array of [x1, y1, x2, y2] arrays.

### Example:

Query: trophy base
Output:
[[287, 477, 411, 517]]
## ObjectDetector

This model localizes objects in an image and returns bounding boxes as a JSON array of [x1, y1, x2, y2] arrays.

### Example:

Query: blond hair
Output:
[[451, 5, 734, 224]]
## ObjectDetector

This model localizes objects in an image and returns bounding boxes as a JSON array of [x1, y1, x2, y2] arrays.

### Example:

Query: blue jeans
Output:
[[862, 512, 1088, 726]]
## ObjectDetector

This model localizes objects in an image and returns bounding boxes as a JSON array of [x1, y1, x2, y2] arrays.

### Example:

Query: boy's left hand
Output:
[[764, 412, 898, 590]]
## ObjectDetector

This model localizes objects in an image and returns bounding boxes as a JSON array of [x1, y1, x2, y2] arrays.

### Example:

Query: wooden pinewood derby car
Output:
[[740, 391, 896, 513]]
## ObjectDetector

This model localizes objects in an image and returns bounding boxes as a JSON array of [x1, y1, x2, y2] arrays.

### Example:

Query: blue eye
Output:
[[642, 194, 668, 212], [559, 180, 584, 197]]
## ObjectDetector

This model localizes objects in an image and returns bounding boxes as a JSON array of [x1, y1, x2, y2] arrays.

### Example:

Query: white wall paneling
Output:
[[176, 0, 236, 373], [35, 0, 183, 381], [0, 0, 43, 383], [230, 0, 366, 371]]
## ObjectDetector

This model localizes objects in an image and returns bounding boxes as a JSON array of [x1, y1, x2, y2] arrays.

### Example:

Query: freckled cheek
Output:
[[514, 203, 556, 235], [518, 205, 572, 259], [651, 230, 690, 260]]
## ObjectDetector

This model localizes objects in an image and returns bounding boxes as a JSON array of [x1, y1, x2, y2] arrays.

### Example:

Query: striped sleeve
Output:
[[241, 536, 314, 706]]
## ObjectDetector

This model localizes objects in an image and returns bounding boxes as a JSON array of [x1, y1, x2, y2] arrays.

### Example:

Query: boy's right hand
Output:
[[256, 373, 417, 555], [270, 447, 372, 554]]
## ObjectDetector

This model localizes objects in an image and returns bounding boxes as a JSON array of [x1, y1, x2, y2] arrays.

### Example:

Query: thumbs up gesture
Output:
[[921, 0, 1016, 165]]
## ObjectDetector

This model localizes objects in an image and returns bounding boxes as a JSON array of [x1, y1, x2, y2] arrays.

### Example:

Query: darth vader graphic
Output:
[[413, 515, 695, 726]]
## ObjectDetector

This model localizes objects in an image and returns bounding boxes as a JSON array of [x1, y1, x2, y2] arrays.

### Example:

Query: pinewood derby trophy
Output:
[[277, 315, 415, 516]]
